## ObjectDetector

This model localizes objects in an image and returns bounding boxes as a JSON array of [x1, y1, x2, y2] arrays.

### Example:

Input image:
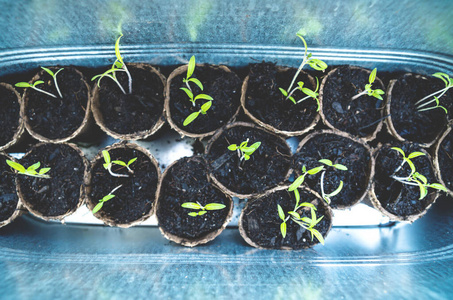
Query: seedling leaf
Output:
[[319, 159, 333, 166], [15, 82, 32, 88], [187, 56, 196, 79], [188, 78, 204, 90], [180, 87, 194, 99], [333, 164, 348, 171], [181, 202, 202, 210], [228, 144, 238, 151], [277, 204, 285, 221], [183, 111, 200, 126], [280, 222, 287, 238], [204, 203, 226, 210], [408, 152, 425, 159], [194, 94, 213, 101], [6, 160, 26, 173], [92, 203, 104, 214], [369, 68, 377, 84], [200, 100, 212, 113]]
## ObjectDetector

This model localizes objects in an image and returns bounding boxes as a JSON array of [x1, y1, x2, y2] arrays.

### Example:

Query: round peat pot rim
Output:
[[17, 142, 89, 221], [385, 74, 444, 148], [432, 125, 453, 197], [205, 121, 292, 199], [22, 66, 92, 143], [155, 155, 233, 247], [0, 152, 24, 228], [240, 66, 320, 137], [91, 63, 166, 141], [85, 141, 161, 228], [295, 129, 375, 210], [165, 64, 241, 138], [238, 185, 333, 250], [0, 83, 25, 151], [369, 144, 439, 222], [318, 66, 385, 143]]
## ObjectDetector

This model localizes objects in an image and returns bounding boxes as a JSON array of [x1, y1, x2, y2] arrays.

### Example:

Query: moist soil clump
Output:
[[98, 64, 165, 134], [292, 132, 371, 209], [157, 156, 231, 240], [168, 65, 241, 134], [18, 144, 85, 217], [244, 62, 318, 132], [241, 189, 331, 249], [0, 85, 21, 146], [25, 67, 89, 139], [321, 65, 385, 138], [89, 146, 159, 224], [0, 154, 19, 222], [374, 143, 436, 217], [206, 124, 291, 196], [437, 129, 453, 191], [389, 74, 449, 144]]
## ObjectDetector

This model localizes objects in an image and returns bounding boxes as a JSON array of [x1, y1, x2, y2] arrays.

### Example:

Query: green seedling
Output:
[[92, 34, 132, 95], [180, 56, 214, 126], [181, 201, 226, 217], [390, 147, 447, 199], [6, 160, 51, 178], [278, 32, 327, 109], [102, 150, 136, 178], [227, 139, 261, 162], [15, 81, 57, 99], [92, 184, 123, 214], [350, 68, 385, 101], [415, 73, 452, 114], [41, 67, 64, 98], [277, 194, 325, 245]]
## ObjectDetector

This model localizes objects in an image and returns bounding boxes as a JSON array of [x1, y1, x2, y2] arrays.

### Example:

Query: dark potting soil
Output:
[[90, 146, 159, 224], [0, 85, 20, 146], [292, 133, 371, 209], [438, 130, 453, 191], [157, 156, 231, 240], [26, 67, 88, 139], [241, 189, 330, 249], [18, 144, 85, 217], [390, 74, 449, 144], [374, 143, 436, 216], [169, 65, 241, 134], [206, 125, 291, 195], [98, 64, 164, 134], [0, 154, 19, 222], [245, 62, 318, 132], [322, 66, 385, 138]]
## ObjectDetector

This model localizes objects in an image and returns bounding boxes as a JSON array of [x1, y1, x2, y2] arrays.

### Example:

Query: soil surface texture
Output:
[[169, 65, 241, 134], [438, 130, 453, 191], [292, 133, 371, 209], [241, 189, 330, 249], [18, 144, 85, 217], [322, 66, 385, 138], [244, 62, 318, 132], [90, 146, 159, 224], [0, 154, 19, 222], [0, 85, 21, 146], [157, 156, 231, 240], [26, 67, 88, 139]]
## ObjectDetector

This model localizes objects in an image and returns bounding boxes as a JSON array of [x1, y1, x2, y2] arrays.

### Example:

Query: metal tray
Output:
[[1, 46, 453, 299]]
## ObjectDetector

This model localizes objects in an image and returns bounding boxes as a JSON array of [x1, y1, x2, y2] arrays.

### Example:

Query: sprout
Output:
[[92, 34, 132, 95], [350, 68, 385, 101], [277, 196, 325, 245], [92, 184, 123, 214], [102, 150, 137, 178], [180, 56, 214, 126], [41, 67, 64, 98], [415, 72, 452, 114], [278, 32, 328, 109], [181, 201, 226, 217], [289, 159, 347, 205], [390, 147, 447, 199], [15, 81, 57, 99], [227, 139, 261, 163], [6, 160, 51, 179]]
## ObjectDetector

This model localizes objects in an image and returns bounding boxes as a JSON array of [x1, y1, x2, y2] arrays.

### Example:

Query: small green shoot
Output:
[[15, 81, 57, 99], [350, 68, 385, 101], [180, 56, 214, 126], [41, 67, 64, 98], [227, 138, 261, 162], [278, 32, 327, 109], [6, 160, 51, 179], [92, 184, 123, 214], [415, 72, 452, 114], [181, 201, 226, 217], [277, 199, 325, 245], [92, 34, 132, 95], [390, 147, 447, 199], [102, 150, 136, 177]]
